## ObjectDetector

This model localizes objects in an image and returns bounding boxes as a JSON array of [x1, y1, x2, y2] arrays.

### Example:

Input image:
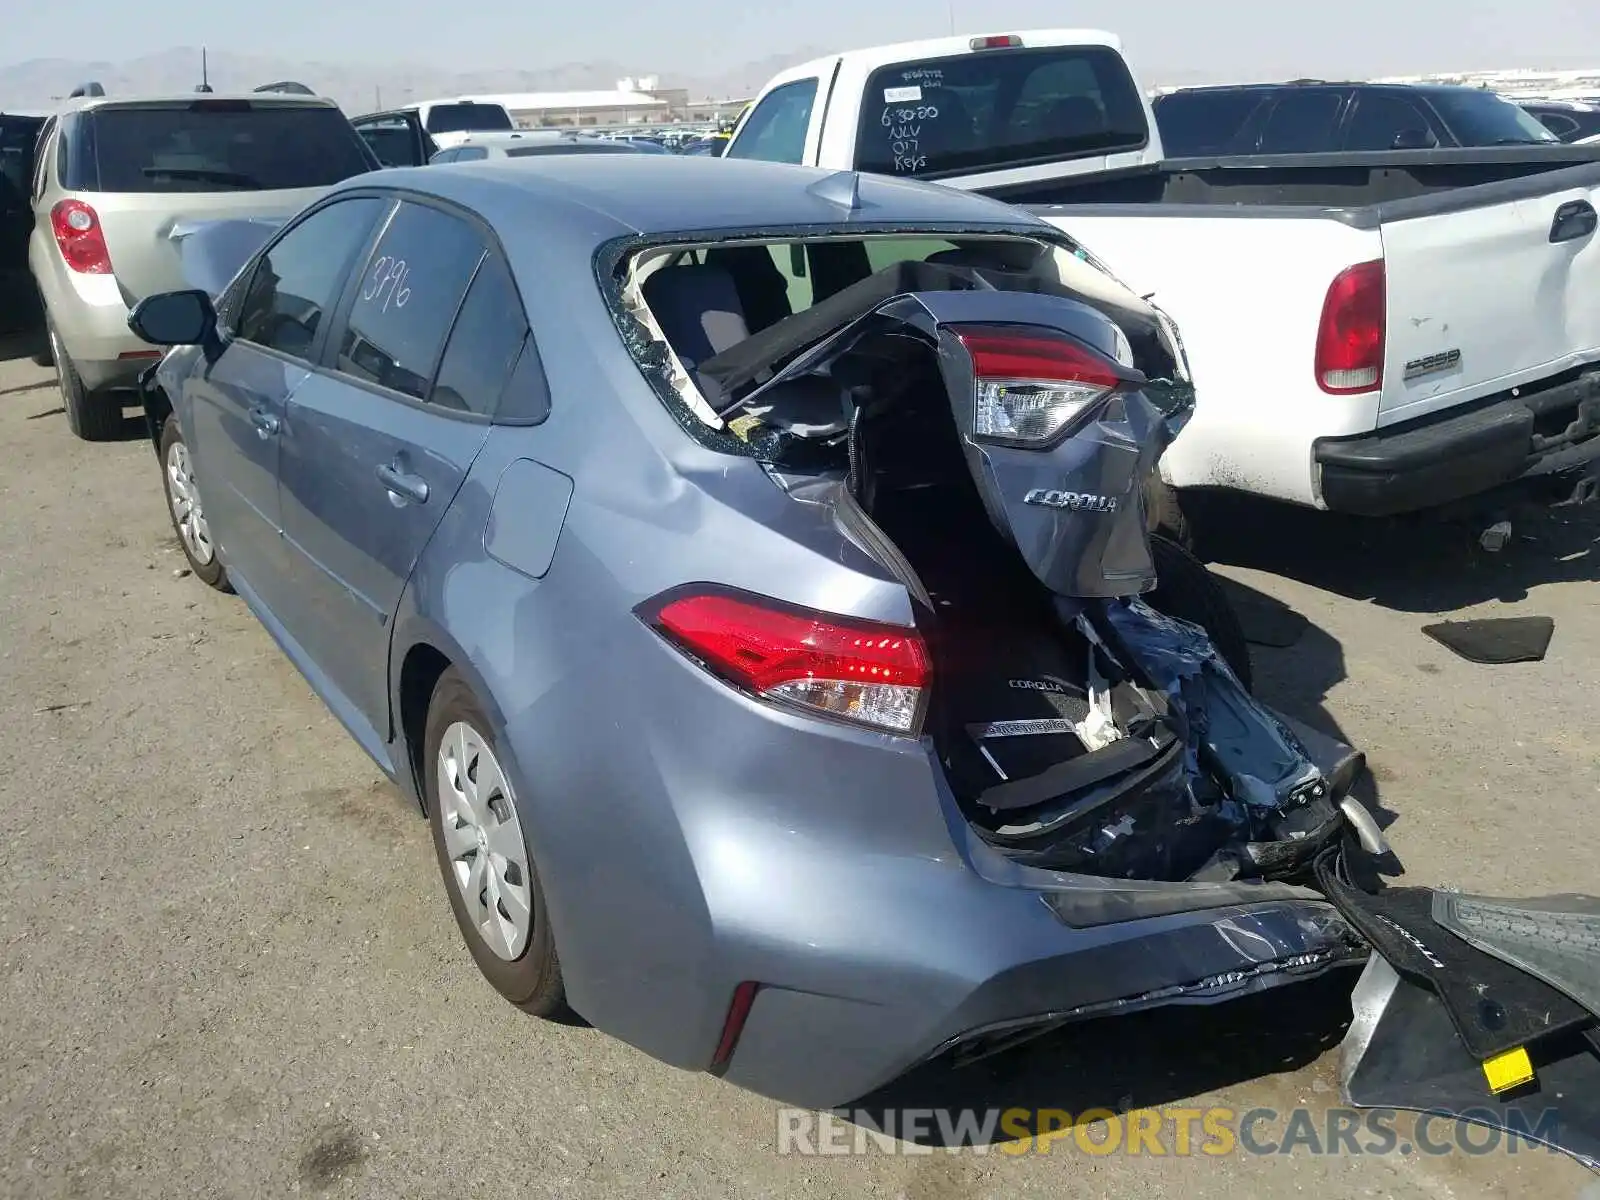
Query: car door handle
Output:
[[1550, 199, 1597, 243], [376, 461, 430, 505], [249, 407, 280, 438]]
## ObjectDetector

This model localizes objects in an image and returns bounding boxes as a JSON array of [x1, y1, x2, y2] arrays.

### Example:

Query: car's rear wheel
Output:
[[159, 418, 229, 591], [1145, 532, 1253, 692], [425, 668, 566, 1017], [50, 317, 123, 442]]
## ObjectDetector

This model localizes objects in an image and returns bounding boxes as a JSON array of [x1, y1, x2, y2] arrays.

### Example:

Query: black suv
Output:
[[1154, 81, 1563, 156], [0, 111, 45, 335]]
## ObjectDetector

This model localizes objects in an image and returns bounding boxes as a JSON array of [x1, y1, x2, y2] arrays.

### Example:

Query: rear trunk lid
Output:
[[1378, 163, 1600, 423], [72, 98, 377, 305]]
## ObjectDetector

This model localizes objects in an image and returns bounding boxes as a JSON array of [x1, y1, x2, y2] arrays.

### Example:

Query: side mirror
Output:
[[1390, 128, 1437, 150], [128, 289, 218, 347]]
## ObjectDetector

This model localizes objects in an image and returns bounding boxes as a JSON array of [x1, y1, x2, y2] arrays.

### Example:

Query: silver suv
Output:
[[29, 87, 378, 439]]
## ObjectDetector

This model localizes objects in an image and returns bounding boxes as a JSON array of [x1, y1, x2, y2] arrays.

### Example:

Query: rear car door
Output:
[[276, 198, 524, 733], [184, 195, 387, 605], [1252, 88, 1349, 153], [75, 98, 379, 305], [351, 111, 438, 167]]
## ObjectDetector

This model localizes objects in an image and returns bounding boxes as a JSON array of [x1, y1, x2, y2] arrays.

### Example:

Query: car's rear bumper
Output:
[[1313, 366, 1600, 516], [717, 892, 1364, 1109], [40, 269, 157, 390]]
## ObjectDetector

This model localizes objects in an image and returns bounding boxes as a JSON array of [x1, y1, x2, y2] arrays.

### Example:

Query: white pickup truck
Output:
[[725, 30, 1600, 534]]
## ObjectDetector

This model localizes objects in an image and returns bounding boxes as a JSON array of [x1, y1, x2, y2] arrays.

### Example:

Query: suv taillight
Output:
[[638, 585, 930, 735], [50, 199, 112, 274], [1315, 260, 1385, 394], [952, 323, 1129, 447]]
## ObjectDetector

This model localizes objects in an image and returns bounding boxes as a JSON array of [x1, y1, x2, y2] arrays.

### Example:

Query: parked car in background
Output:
[[122, 153, 1395, 1113], [1153, 81, 1562, 154], [0, 110, 45, 336], [729, 31, 1600, 539], [682, 133, 729, 156], [1516, 97, 1600, 143], [428, 132, 646, 162], [28, 86, 380, 439]]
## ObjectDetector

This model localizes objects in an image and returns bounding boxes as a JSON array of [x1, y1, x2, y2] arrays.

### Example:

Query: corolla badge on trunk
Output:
[[1023, 488, 1119, 513]]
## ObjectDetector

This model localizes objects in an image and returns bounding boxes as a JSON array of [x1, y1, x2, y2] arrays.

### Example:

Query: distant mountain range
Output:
[[0, 46, 824, 114]]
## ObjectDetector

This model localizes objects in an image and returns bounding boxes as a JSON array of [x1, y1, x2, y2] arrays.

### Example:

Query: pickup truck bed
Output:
[[983, 149, 1600, 513]]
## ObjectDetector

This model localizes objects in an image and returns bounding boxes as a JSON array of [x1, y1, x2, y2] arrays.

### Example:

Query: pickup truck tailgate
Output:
[[1379, 167, 1600, 424]]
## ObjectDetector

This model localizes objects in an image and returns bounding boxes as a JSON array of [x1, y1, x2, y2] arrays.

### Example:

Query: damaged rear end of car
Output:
[[594, 199, 1381, 1104]]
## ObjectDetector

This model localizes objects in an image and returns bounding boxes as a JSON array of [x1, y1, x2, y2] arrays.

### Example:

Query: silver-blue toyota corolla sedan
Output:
[[130, 155, 1366, 1109]]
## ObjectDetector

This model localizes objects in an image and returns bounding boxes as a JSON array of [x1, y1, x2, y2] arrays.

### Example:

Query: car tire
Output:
[[1144, 532, 1253, 692], [50, 317, 122, 442], [158, 418, 230, 591], [424, 668, 567, 1018]]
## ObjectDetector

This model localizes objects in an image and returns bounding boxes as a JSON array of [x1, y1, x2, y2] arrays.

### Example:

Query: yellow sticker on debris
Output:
[[1482, 1046, 1534, 1094]]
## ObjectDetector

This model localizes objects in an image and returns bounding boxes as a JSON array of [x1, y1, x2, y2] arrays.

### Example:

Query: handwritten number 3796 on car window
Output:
[[361, 255, 411, 312]]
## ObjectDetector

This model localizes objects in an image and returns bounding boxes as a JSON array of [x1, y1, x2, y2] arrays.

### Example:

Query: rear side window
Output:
[[424, 103, 514, 135], [1154, 90, 1267, 155], [236, 197, 386, 359], [1343, 94, 1436, 151], [855, 45, 1148, 178], [431, 253, 528, 415], [334, 201, 484, 401], [1256, 91, 1346, 153], [355, 114, 423, 168], [724, 79, 817, 164], [82, 102, 375, 193]]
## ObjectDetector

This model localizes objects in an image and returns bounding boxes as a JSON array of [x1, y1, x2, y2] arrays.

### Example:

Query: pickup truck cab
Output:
[[730, 31, 1600, 529], [1154, 81, 1561, 155]]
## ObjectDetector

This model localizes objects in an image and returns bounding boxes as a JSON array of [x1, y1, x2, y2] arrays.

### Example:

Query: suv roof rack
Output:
[[68, 81, 106, 99], [255, 81, 316, 95]]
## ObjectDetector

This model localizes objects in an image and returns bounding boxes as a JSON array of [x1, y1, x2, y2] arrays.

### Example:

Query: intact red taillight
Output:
[[639, 585, 930, 735], [952, 323, 1128, 446], [50, 199, 112, 274], [970, 34, 1023, 49], [1315, 260, 1385, 394]]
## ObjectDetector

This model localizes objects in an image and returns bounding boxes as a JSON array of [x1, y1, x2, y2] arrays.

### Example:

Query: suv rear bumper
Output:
[[1313, 367, 1600, 516], [40, 270, 155, 391]]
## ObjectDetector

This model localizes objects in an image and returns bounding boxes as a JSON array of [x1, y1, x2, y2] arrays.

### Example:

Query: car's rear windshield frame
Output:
[[424, 103, 515, 135], [853, 44, 1150, 181], [71, 100, 376, 193]]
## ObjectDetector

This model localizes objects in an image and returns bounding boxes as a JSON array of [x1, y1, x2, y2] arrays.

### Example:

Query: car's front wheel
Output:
[[425, 668, 566, 1017], [159, 418, 229, 591]]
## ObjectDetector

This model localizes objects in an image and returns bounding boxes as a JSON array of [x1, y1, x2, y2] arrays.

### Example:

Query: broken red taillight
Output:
[[1315, 260, 1385, 395], [970, 34, 1023, 49], [639, 585, 930, 735], [952, 323, 1128, 447]]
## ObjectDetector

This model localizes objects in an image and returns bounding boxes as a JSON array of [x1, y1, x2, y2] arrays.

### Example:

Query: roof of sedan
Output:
[[349, 154, 1040, 239]]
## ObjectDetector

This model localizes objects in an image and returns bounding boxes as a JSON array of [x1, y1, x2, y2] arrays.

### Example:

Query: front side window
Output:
[[723, 79, 818, 164], [356, 115, 424, 168], [1343, 95, 1436, 150], [333, 202, 484, 400], [235, 197, 385, 359]]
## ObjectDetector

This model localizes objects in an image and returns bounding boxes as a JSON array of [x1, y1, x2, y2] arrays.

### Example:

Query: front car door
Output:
[[276, 197, 527, 741], [182, 196, 386, 608]]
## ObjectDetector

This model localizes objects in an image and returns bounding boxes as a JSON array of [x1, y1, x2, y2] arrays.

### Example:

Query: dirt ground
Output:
[[1, 346, 1596, 1199]]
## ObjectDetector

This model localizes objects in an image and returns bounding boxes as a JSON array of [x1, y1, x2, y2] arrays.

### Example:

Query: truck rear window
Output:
[[855, 45, 1148, 179], [425, 103, 514, 134], [85, 103, 375, 193]]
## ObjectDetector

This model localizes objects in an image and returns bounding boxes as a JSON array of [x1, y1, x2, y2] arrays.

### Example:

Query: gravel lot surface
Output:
[[2, 347, 1595, 1199]]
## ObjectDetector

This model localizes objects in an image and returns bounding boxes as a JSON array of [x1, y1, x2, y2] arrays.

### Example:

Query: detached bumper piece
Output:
[[1326, 860, 1600, 1171], [1315, 365, 1600, 516]]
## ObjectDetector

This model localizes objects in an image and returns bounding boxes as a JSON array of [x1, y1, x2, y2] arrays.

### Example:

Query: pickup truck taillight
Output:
[[1315, 260, 1385, 395], [638, 585, 929, 735], [50, 199, 112, 274]]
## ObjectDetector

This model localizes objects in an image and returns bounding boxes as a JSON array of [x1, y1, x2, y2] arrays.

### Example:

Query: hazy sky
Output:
[[5, 0, 1598, 79]]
